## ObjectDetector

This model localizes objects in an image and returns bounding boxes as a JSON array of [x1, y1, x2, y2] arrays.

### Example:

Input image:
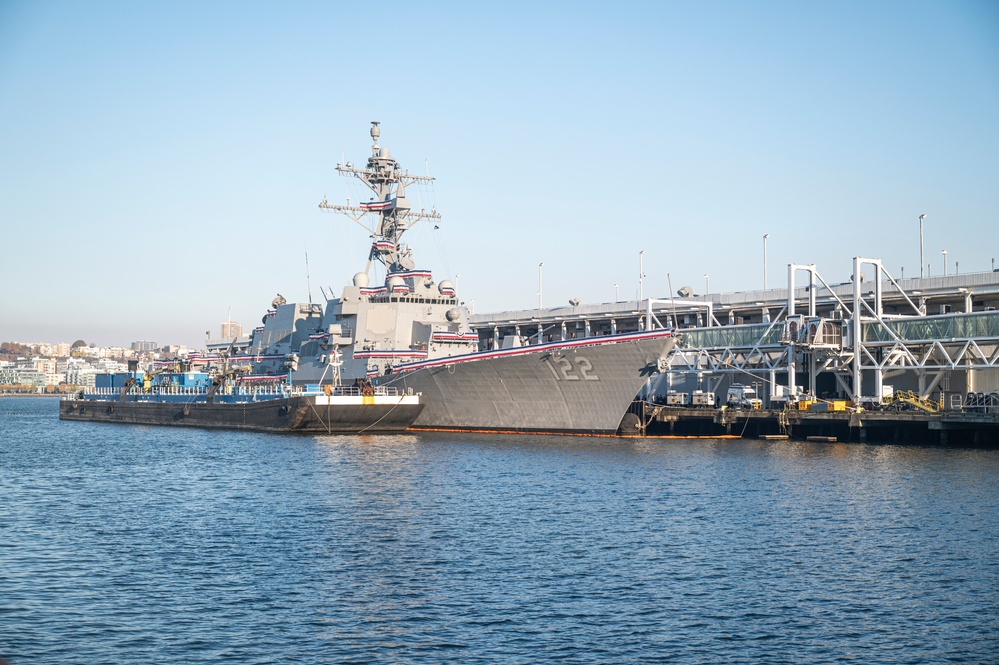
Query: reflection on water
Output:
[[1, 398, 997, 664]]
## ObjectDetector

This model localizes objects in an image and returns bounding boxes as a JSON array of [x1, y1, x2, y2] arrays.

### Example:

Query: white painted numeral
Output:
[[547, 355, 599, 381]]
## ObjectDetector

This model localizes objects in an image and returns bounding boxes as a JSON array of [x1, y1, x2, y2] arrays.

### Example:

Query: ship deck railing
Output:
[[66, 384, 410, 400]]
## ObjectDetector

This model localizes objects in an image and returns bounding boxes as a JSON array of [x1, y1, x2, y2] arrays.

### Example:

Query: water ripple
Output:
[[1, 399, 997, 663]]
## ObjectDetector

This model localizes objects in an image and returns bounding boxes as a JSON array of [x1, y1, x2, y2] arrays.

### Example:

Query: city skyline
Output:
[[2, 1, 997, 348]]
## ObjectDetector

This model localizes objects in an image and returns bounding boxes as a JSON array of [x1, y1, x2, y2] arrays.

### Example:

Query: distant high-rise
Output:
[[131, 340, 158, 352], [221, 321, 243, 339]]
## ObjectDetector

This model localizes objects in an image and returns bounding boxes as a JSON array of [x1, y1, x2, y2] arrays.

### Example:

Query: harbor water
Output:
[[2, 397, 998, 664]]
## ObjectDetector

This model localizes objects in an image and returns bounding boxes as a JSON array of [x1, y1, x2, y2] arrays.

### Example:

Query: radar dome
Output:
[[387, 276, 405, 290], [446, 308, 462, 322], [438, 280, 454, 294], [378, 147, 391, 158], [353, 272, 370, 287]]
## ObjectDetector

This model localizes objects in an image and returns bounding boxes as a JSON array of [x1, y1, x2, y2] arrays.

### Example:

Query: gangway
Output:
[[883, 390, 940, 413]]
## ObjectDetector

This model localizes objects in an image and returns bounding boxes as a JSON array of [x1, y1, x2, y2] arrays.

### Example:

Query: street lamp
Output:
[[763, 234, 769, 290], [639, 250, 645, 302], [941, 250, 947, 276], [919, 214, 926, 278]]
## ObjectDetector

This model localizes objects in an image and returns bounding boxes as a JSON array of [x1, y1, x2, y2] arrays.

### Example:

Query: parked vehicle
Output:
[[665, 391, 690, 406], [726, 384, 762, 409], [691, 390, 716, 408]]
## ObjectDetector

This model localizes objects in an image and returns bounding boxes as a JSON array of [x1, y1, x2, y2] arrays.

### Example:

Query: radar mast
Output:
[[319, 121, 441, 273]]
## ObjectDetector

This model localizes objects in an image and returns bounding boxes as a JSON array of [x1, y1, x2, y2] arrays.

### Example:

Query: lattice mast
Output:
[[319, 121, 442, 274]]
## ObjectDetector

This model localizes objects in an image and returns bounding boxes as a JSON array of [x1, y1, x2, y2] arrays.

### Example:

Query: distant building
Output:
[[66, 365, 98, 388], [33, 358, 56, 375], [161, 345, 190, 357], [131, 340, 158, 352], [221, 321, 243, 339]]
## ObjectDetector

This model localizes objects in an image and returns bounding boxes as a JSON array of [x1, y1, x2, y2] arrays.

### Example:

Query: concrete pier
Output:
[[636, 403, 999, 447]]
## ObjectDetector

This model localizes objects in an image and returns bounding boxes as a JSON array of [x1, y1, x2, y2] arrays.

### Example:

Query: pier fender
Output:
[[183, 405, 191, 417], [107, 404, 114, 414], [278, 404, 290, 417], [618, 413, 642, 435]]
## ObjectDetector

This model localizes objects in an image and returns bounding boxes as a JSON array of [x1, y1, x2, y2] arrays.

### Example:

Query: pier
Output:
[[631, 403, 999, 447], [470, 258, 999, 445]]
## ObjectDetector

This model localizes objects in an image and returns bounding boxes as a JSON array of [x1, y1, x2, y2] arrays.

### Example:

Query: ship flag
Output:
[[359, 198, 396, 211]]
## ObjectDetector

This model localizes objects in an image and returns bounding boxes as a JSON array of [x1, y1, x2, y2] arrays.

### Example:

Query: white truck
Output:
[[726, 384, 762, 409], [665, 391, 690, 406], [769, 384, 803, 408], [691, 390, 716, 408]]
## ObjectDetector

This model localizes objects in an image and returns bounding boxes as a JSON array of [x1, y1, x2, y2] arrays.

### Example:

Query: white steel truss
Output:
[[660, 258, 999, 403]]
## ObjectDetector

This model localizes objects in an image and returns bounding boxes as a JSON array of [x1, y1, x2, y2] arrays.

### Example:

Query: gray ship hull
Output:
[[381, 330, 674, 433], [59, 395, 423, 434]]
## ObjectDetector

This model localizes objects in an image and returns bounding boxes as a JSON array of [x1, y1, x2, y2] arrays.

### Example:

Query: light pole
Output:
[[639, 250, 645, 302], [941, 250, 947, 276], [538, 262, 544, 310], [614, 283, 619, 302], [763, 234, 769, 290], [919, 214, 926, 278], [704, 273, 710, 295]]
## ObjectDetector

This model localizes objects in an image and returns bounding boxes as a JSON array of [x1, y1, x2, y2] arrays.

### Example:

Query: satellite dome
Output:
[[353, 272, 370, 287], [387, 276, 405, 290], [446, 308, 462, 322], [438, 279, 454, 293], [378, 147, 391, 158]]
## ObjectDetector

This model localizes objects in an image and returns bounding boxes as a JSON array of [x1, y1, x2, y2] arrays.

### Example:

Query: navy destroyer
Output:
[[242, 122, 676, 434]]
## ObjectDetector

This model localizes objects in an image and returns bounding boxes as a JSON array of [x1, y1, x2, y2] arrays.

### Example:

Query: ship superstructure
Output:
[[246, 121, 478, 386]]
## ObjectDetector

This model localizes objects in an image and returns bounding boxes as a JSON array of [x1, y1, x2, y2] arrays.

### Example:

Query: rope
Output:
[[302, 389, 412, 435], [355, 392, 409, 435]]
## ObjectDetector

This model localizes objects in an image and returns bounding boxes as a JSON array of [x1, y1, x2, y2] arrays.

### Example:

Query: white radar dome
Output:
[[378, 147, 391, 158], [353, 272, 370, 287], [446, 308, 462, 322], [438, 280, 454, 294]]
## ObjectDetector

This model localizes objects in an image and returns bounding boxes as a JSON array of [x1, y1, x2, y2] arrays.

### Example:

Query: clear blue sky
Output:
[[2, 1, 997, 348]]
